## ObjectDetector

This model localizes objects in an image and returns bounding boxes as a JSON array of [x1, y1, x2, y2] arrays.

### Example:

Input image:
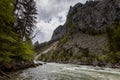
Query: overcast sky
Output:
[[33, 0, 87, 43]]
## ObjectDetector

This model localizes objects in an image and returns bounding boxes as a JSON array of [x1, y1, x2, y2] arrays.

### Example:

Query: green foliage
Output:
[[97, 55, 105, 62], [66, 18, 75, 29], [38, 49, 69, 62], [112, 24, 120, 51], [106, 51, 120, 64], [87, 54, 95, 63], [0, 0, 36, 67], [69, 22, 74, 30], [60, 35, 69, 43], [107, 22, 120, 51], [106, 22, 120, 64], [14, 42, 34, 61], [0, 0, 16, 64], [0, 0, 15, 24], [76, 53, 82, 59]]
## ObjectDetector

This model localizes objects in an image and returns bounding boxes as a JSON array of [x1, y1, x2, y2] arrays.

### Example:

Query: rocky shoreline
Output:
[[43, 61, 120, 69], [0, 61, 42, 79]]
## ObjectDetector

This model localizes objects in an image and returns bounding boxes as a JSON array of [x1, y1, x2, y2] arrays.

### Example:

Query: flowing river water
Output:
[[8, 62, 120, 80]]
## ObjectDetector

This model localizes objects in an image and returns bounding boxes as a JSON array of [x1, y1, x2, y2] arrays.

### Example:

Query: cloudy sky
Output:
[[33, 0, 87, 43]]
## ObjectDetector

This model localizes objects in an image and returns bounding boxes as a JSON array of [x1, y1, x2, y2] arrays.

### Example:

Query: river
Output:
[[7, 62, 120, 80]]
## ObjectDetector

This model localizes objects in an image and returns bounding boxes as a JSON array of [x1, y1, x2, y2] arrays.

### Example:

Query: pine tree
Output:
[[13, 0, 37, 62], [14, 0, 37, 41], [0, 0, 16, 64], [0, 0, 37, 69]]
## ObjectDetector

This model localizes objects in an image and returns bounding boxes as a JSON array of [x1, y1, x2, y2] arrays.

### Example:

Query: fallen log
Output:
[[0, 70, 11, 78]]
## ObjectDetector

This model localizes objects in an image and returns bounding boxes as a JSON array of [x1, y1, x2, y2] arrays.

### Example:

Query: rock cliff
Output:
[[38, 0, 120, 67], [51, 25, 66, 41], [52, 0, 120, 40]]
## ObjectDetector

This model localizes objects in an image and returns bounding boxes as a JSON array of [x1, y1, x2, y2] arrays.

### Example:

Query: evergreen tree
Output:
[[13, 0, 37, 62], [0, 0, 37, 70], [14, 0, 37, 41], [0, 0, 16, 64]]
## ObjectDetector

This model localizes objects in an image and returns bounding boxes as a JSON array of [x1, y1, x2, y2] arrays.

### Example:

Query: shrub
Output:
[[60, 35, 69, 43], [107, 22, 120, 52]]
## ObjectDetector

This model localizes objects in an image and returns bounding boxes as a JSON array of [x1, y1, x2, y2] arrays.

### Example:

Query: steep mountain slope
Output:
[[35, 41, 59, 60], [37, 0, 120, 68]]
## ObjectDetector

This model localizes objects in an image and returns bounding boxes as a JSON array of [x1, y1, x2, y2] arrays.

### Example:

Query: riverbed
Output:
[[7, 62, 120, 80]]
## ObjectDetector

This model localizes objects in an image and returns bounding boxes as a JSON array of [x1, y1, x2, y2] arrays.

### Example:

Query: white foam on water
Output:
[[11, 63, 120, 80]]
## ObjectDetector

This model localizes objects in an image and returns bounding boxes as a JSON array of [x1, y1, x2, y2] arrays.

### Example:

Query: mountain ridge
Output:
[[36, 0, 120, 68]]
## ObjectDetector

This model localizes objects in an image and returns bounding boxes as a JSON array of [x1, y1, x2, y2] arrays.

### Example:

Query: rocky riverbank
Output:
[[7, 63, 120, 80], [0, 61, 42, 79]]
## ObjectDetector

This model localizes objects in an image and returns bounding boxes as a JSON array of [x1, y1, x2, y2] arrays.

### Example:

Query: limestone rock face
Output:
[[51, 25, 66, 41], [51, 0, 120, 40], [67, 0, 120, 34], [43, 0, 120, 66]]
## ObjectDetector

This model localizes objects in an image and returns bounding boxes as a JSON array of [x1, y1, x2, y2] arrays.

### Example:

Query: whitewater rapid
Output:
[[8, 62, 120, 80]]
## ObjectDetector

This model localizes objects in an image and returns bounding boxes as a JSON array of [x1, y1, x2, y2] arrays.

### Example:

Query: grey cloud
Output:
[[36, 0, 86, 21], [34, 0, 87, 43]]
